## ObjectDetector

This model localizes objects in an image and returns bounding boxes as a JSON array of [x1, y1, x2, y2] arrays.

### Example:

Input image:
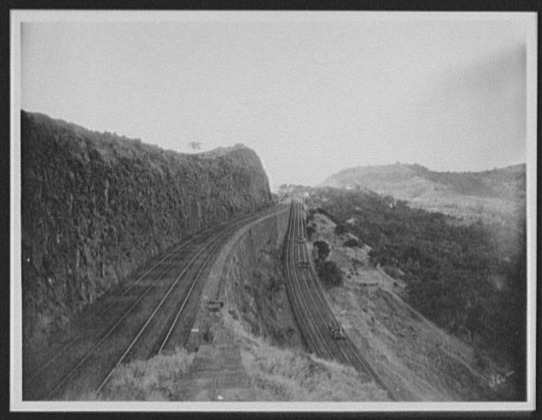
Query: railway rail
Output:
[[283, 200, 397, 401], [24, 204, 285, 400]]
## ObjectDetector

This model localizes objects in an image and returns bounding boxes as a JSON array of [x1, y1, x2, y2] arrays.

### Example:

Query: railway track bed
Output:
[[283, 200, 397, 401], [23, 206, 283, 401]]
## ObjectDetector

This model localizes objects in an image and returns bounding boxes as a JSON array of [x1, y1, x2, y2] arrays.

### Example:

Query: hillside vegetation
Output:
[[322, 163, 525, 200], [306, 187, 526, 400], [321, 163, 525, 224], [21, 111, 272, 348], [100, 316, 388, 401]]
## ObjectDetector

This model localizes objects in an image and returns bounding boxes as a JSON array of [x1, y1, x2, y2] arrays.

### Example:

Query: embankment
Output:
[[21, 110, 273, 344], [192, 205, 305, 351], [101, 206, 390, 401]]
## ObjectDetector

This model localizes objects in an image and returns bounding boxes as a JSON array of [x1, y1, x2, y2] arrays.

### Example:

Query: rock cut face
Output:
[[20, 110, 272, 344]]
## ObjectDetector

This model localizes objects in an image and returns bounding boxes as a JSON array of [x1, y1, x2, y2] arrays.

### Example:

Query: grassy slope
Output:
[[99, 309, 389, 401], [227, 312, 389, 401], [308, 212, 508, 401]]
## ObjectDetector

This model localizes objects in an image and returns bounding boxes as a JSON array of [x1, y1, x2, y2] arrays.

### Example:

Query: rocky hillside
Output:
[[21, 111, 272, 344]]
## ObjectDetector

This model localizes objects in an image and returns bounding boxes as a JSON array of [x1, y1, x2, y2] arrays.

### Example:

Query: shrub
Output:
[[368, 249, 379, 266], [334, 223, 348, 235], [315, 207, 340, 224], [343, 238, 359, 248], [313, 240, 330, 260], [317, 260, 343, 287], [306, 224, 315, 240]]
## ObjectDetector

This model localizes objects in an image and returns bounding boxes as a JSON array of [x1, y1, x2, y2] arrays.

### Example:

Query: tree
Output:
[[344, 238, 360, 248], [313, 240, 330, 260], [306, 224, 316, 240], [318, 260, 343, 287], [335, 223, 347, 235], [188, 141, 202, 151]]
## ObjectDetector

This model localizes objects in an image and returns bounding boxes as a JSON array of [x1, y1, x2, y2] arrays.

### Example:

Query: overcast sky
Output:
[[20, 13, 533, 190]]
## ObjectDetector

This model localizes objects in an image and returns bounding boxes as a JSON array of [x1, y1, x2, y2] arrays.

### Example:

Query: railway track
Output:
[[24, 229, 207, 386], [283, 200, 397, 401], [283, 203, 332, 359], [24, 204, 284, 400]]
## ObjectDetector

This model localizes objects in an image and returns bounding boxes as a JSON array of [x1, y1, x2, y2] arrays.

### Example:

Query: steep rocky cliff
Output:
[[21, 111, 272, 343]]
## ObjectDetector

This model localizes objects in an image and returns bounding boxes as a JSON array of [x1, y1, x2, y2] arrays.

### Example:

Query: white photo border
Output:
[[10, 9, 538, 413]]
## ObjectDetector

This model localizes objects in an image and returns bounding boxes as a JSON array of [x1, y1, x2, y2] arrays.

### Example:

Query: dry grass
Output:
[[245, 344, 389, 401], [95, 306, 389, 402], [98, 347, 195, 401], [224, 308, 389, 401]]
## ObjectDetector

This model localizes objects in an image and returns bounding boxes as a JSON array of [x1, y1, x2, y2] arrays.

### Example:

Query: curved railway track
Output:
[[24, 205, 284, 400], [283, 200, 397, 401], [24, 229, 207, 386]]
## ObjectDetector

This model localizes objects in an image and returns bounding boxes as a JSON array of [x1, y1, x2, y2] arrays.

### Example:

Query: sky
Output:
[[20, 12, 533, 190]]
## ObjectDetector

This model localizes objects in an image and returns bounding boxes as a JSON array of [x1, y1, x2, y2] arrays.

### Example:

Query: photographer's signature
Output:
[[489, 371, 514, 388]]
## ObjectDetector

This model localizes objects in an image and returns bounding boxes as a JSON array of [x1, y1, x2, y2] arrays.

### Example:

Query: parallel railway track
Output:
[[25, 230, 205, 387], [25, 200, 396, 400], [24, 205, 285, 400], [283, 200, 397, 401]]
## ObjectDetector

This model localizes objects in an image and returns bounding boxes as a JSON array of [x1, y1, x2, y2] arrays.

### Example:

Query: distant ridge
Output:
[[321, 163, 525, 202]]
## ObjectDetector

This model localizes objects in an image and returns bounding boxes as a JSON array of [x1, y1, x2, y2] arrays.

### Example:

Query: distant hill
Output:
[[322, 163, 525, 200], [321, 163, 525, 223]]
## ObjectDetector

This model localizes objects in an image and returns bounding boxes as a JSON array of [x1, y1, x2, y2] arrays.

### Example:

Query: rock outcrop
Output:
[[21, 111, 272, 344]]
